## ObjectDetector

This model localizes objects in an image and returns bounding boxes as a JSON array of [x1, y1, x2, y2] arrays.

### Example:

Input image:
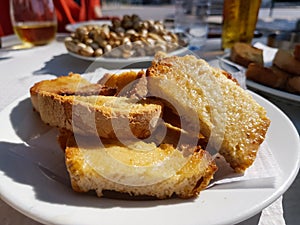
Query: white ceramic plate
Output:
[[67, 47, 189, 69], [0, 90, 299, 225], [65, 20, 112, 32]]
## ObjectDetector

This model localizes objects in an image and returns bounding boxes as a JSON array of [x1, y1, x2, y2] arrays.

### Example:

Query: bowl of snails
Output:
[[64, 14, 188, 68]]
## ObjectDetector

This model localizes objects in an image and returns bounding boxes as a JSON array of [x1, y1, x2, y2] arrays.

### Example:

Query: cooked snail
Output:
[[65, 14, 185, 58]]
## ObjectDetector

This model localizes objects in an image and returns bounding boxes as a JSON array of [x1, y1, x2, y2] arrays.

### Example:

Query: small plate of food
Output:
[[64, 14, 189, 69], [216, 42, 300, 105]]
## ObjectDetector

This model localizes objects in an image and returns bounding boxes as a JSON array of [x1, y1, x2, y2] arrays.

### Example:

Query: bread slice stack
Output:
[[246, 46, 300, 93], [30, 70, 217, 199], [30, 72, 163, 139], [30, 53, 270, 199]]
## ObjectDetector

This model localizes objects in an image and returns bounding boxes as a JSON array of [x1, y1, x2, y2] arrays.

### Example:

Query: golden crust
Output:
[[30, 73, 89, 112]]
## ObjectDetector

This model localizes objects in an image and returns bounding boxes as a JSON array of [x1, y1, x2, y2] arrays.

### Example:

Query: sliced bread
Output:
[[30, 73, 163, 139], [60, 130, 217, 199], [146, 54, 270, 173]]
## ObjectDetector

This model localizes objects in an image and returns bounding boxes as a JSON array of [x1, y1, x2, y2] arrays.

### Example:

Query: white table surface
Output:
[[0, 5, 300, 224]]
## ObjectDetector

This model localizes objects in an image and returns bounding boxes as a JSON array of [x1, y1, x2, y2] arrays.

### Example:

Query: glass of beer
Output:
[[221, 0, 261, 50], [10, 0, 57, 47]]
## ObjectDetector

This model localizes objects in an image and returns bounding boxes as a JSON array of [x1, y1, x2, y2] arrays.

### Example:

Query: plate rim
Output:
[[67, 47, 189, 63], [246, 79, 300, 104], [65, 20, 112, 32], [0, 90, 299, 225]]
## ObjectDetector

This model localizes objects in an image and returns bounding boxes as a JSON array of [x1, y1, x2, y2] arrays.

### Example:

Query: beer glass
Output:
[[221, 0, 261, 50], [10, 0, 57, 47]]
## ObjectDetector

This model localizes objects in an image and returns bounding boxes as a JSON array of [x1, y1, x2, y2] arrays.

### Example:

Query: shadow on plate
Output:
[[33, 53, 92, 76], [33, 53, 153, 77]]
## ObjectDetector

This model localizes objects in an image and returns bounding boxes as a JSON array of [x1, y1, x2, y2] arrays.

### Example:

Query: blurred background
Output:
[[101, 0, 300, 13]]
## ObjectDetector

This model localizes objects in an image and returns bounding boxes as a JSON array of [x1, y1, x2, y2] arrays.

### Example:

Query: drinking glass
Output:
[[10, 0, 57, 47], [174, 0, 211, 51], [221, 0, 261, 50]]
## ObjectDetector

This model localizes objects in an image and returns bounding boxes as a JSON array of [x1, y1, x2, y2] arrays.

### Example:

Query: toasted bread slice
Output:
[[30, 73, 163, 139], [37, 92, 162, 139], [273, 49, 300, 76], [146, 54, 270, 173], [60, 130, 217, 199], [30, 73, 117, 112], [246, 63, 289, 89], [30, 73, 90, 112], [286, 76, 300, 94], [230, 42, 264, 67]]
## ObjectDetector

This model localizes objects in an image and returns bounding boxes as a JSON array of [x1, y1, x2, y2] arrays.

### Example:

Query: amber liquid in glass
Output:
[[13, 22, 57, 46], [221, 0, 261, 50]]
